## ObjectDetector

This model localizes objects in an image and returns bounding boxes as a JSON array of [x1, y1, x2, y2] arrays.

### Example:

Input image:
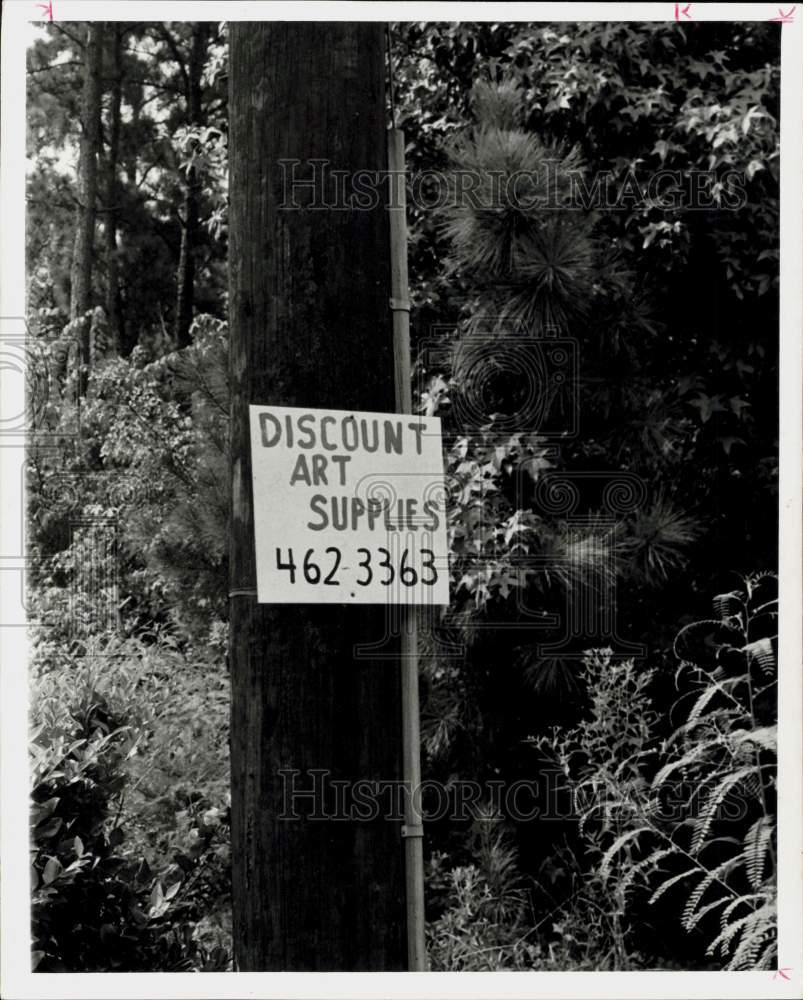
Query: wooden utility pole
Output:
[[228, 24, 406, 970]]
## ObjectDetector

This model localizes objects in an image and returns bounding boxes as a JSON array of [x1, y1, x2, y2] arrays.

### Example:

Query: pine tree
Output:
[[70, 22, 104, 394]]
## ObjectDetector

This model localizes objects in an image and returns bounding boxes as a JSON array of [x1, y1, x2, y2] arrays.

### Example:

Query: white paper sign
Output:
[[249, 404, 450, 605]]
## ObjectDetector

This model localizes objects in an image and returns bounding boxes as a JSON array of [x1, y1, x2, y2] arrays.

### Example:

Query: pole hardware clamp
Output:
[[401, 824, 424, 839], [389, 297, 411, 313]]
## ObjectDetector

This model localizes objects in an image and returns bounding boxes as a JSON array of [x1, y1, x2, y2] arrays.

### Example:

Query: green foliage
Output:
[[423, 75, 704, 628], [537, 576, 777, 970], [531, 840, 660, 971], [426, 810, 658, 971], [410, 40, 777, 949], [27, 22, 228, 350], [621, 496, 699, 584], [30, 638, 231, 971], [29, 314, 229, 645], [417, 73, 707, 814], [531, 652, 657, 967], [441, 85, 595, 332], [426, 817, 539, 970], [403, 22, 778, 550], [651, 574, 777, 969], [27, 304, 232, 970], [26, 19, 779, 973], [94, 315, 230, 634]]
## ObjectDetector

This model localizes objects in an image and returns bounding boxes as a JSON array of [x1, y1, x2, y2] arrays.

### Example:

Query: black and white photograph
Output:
[[0, 2, 801, 997]]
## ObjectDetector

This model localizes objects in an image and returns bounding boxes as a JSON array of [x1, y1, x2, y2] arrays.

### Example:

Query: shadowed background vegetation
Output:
[[27, 19, 778, 970]]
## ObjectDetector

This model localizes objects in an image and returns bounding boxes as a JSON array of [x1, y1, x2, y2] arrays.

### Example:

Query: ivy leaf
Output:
[[31, 798, 59, 827], [503, 512, 528, 546], [729, 396, 751, 419], [741, 105, 767, 135], [688, 394, 727, 423], [746, 159, 765, 180], [164, 881, 182, 901], [521, 455, 553, 480], [42, 857, 62, 885], [148, 880, 165, 916], [36, 816, 63, 840]]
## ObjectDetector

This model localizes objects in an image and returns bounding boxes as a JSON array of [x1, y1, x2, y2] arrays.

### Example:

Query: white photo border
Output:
[[2, 3, 800, 998]]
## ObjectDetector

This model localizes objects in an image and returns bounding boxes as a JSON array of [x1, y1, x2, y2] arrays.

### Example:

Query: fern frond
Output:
[[651, 738, 723, 788], [742, 817, 774, 890], [662, 708, 724, 747], [648, 867, 699, 905], [742, 638, 776, 675], [674, 619, 742, 665], [598, 827, 650, 880], [712, 590, 744, 622], [685, 683, 722, 724], [731, 925, 775, 970], [617, 847, 672, 897], [684, 893, 730, 931], [691, 765, 757, 854], [681, 859, 734, 929], [720, 892, 768, 922], [733, 726, 776, 754], [706, 908, 760, 958], [751, 600, 778, 617]]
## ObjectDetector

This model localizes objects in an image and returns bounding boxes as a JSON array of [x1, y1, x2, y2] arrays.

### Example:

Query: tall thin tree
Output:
[[174, 22, 210, 347], [103, 24, 123, 353], [70, 21, 104, 393]]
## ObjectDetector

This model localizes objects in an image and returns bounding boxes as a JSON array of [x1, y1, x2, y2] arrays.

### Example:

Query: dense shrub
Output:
[[30, 637, 231, 971], [426, 817, 540, 970], [535, 575, 777, 970]]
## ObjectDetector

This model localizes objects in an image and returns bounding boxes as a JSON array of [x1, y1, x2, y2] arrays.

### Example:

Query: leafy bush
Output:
[[536, 575, 777, 969], [28, 314, 230, 648], [426, 810, 655, 971], [30, 637, 231, 971], [426, 816, 540, 970]]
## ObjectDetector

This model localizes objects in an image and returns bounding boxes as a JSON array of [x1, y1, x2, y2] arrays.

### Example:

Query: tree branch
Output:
[[52, 24, 84, 49], [157, 25, 189, 95], [27, 61, 83, 75]]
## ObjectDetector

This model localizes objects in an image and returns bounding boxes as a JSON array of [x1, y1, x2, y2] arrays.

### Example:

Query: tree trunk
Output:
[[228, 23, 406, 970], [174, 23, 209, 348], [104, 25, 123, 353], [70, 21, 104, 394]]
